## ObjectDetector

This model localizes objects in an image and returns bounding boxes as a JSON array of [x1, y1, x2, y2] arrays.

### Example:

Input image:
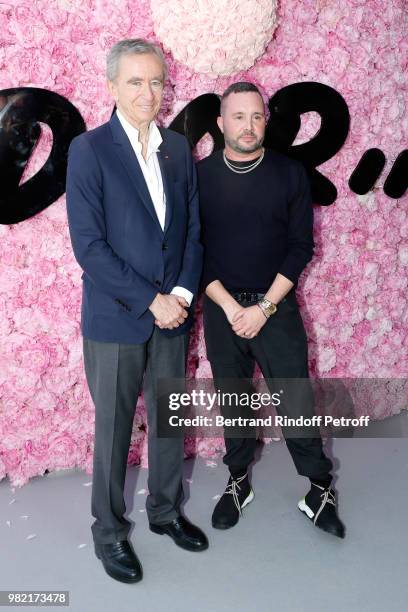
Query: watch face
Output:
[[259, 299, 277, 316], [265, 303, 275, 315]]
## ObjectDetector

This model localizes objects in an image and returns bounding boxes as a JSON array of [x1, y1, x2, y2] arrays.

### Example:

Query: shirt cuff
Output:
[[170, 286, 194, 306]]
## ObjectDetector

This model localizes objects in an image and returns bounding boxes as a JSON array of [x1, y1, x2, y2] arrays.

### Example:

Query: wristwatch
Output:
[[257, 298, 277, 318]]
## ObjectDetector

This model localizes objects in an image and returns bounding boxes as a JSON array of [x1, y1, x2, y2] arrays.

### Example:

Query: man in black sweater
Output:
[[197, 82, 345, 538]]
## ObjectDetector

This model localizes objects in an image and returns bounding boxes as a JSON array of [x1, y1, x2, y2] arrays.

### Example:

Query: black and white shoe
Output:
[[212, 473, 254, 530], [298, 482, 345, 538]]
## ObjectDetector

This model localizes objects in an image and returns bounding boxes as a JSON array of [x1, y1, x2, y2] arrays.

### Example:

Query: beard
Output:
[[224, 132, 264, 155]]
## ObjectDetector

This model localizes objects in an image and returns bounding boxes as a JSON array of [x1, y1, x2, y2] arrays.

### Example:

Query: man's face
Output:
[[217, 91, 266, 154], [108, 52, 164, 128]]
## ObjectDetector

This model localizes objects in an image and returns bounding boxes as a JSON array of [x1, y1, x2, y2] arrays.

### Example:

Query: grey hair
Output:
[[106, 38, 168, 82]]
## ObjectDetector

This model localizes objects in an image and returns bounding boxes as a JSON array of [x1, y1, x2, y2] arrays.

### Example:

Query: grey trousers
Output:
[[83, 327, 189, 545]]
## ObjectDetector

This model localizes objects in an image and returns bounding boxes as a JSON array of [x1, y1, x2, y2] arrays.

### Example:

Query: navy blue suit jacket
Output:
[[66, 112, 203, 344]]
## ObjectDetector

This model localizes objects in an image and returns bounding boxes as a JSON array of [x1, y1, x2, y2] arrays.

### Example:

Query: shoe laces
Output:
[[311, 483, 336, 525], [225, 473, 248, 517]]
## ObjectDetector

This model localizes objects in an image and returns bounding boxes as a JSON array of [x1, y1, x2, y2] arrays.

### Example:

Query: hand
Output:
[[223, 300, 245, 325], [231, 304, 267, 339], [172, 295, 190, 308], [149, 294, 188, 329], [154, 294, 190, 328]]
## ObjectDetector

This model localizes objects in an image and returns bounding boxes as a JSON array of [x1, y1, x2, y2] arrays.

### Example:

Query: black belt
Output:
[[230, 291, 265, 303]]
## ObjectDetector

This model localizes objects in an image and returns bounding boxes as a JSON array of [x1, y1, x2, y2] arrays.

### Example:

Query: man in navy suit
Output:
[[66, 38, 207, 584]]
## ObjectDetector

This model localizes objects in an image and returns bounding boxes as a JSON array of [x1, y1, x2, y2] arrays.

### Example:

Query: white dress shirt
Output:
[[116, 109, 193, 306]]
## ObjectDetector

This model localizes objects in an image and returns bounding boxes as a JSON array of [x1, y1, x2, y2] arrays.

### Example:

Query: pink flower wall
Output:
[[0, 0, 406, 486]]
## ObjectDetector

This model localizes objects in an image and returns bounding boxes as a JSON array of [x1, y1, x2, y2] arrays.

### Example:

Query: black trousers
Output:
[[202, 291, 333, 481]]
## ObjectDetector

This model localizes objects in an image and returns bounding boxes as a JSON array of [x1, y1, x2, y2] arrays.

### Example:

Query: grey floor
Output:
[[1, 437, 407, 612]]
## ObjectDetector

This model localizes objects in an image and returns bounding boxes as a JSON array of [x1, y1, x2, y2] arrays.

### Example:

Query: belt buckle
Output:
[[239, 291, 256, 303], [233, 291, 259, 303]]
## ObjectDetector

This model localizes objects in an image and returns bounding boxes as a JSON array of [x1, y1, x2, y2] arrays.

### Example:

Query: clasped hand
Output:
[[149, 294, 189, 329], [225, 303, 267, 339]]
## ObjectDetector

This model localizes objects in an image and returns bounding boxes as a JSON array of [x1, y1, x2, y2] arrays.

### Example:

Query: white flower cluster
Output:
[[151, 0, 279, 77]]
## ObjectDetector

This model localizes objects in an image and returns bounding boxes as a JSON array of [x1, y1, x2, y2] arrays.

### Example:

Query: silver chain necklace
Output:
[[223, 148, 265, 174]]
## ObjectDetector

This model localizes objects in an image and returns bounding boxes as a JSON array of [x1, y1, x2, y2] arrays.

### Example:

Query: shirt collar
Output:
[[115, 108, 163, 158]]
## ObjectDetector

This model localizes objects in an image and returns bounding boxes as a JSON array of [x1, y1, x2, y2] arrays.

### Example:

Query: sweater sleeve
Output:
[[199, 254, 219, 293], [278, 162, 315, 285]]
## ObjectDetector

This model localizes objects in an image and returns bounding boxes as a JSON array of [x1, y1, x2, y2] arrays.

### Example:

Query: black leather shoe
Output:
[[298, 483, 345, 538], [94, 540, 143, 583], [149, 515, 209, 552]]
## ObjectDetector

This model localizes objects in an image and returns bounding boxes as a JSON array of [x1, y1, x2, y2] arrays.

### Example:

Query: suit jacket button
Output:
[[155, 280, 161, 286], [162, 243, 168, 250]]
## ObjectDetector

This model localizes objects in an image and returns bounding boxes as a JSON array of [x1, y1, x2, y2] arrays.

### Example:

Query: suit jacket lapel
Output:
[[109, 113, 164, 235], [156, 130, 174, 234]]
